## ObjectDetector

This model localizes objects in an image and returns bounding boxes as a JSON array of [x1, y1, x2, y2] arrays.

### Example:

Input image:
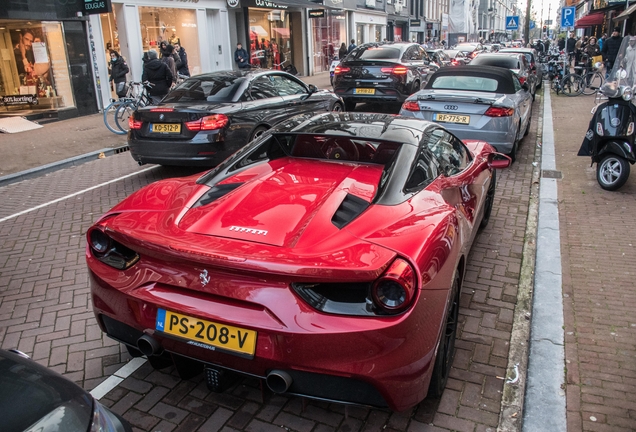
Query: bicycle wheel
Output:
[[103, 100, 126, 135], [561, 73, 585, 96], [582, 71, 604, 95], [114, 102, 136, 133]]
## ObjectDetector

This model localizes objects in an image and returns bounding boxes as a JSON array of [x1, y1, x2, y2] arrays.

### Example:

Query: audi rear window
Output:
[[429, 76, 499, 92], [162, 76, 245, 103]]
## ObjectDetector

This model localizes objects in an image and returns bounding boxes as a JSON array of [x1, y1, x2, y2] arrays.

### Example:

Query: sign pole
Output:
[[525, 0, 532, 46]]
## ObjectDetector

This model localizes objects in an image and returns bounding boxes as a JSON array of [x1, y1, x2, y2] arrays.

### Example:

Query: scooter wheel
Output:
[[596, 154, 630, 191]]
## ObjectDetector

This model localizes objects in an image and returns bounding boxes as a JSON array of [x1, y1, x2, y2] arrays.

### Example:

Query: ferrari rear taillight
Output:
[[129, 116, 143, 130], [372, 258, 416, 313], [484, 107, 514, 117], [334, 66, 350, 74], [402, 101, 420, 111], [381, 66, 408, 75], [185, 114, 229, 131], [87, 227, 140, 270]]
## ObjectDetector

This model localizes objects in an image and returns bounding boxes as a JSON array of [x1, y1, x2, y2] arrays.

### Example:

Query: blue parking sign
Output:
[[561, 7, 575, 28], [506, 16, 519, 30]]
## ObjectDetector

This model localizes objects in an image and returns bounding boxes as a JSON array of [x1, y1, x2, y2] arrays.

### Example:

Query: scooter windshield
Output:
[[602, 37, 636, 98]]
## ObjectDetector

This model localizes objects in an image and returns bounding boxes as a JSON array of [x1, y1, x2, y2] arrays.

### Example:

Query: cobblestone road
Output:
[[0, 98, 540, 431]]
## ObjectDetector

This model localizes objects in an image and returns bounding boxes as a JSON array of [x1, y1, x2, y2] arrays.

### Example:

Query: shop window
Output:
[[248, 8, 292, 70], [0, 21, 74, 112], [311, 12, 345, 73], [138, 7, 201, 75]]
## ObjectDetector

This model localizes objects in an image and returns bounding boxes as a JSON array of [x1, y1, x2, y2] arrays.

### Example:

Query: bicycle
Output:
[[103, 82, 153, 134], [547, 53, 585, 96], [574, 54, 605, 95]]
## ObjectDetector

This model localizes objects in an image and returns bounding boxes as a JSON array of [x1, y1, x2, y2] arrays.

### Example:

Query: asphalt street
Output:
[[0, 72, 634, 432]]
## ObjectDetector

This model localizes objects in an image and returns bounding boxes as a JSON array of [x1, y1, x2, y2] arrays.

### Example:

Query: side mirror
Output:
[[488, 153, 512, 169], [308, 84, 318, 94]]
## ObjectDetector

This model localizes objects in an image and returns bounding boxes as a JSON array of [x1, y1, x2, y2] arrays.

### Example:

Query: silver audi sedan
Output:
[[399, 65, 532, 161]]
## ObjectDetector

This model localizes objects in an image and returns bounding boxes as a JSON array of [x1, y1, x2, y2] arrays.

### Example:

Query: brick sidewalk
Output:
[[0, 89, 539, 431], [551, 93, 636, 431]]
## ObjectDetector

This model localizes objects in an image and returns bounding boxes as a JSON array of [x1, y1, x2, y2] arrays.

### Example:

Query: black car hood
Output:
[[0, 349, 93, 432]]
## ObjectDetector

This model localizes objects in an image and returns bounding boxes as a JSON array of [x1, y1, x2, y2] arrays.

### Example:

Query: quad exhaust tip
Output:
[[266, 370, 293, 393]]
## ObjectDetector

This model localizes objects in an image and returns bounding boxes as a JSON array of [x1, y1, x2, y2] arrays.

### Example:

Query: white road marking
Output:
[[0, 166, 158, 224], [90, 357, 148, 400]]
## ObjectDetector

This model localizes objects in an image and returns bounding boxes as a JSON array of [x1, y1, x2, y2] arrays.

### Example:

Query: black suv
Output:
[[332, 42, 438, 111]]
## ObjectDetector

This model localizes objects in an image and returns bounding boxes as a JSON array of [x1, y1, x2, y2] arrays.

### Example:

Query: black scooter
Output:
[[578, 53, 636, 191]]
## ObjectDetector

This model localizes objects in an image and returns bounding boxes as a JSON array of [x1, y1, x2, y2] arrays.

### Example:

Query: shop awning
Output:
[[272, 27, 290, 37], [615, 3, 636, 21], [574, 12, 605, 27]]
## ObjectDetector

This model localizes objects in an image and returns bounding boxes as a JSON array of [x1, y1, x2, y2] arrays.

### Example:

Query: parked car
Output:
[[87, 111, 510, 413], [498, 47, 543, 89], [427, 49, 452, 67], [468, 53, 536, 100], [128, 70, 343, 166], [399, 65, 533, 161], [444, 49, 470, 65], [332, 42, 438, 111], [0, 349, 132, 432], [453, 42, 484, 60]]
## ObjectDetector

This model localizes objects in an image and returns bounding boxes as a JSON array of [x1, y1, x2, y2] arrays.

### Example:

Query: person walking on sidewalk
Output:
[[142, 49, 173, 104], [348, 39, 356, 53], [108, 50, 129, 98], [602, 27, 623, 75], [235, 43, 250, 69], [160, 44, 178, 86], [173, 42, 189, 77]]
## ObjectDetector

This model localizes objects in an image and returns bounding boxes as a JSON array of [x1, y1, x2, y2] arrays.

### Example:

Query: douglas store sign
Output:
[[82, 0, 112, 15]]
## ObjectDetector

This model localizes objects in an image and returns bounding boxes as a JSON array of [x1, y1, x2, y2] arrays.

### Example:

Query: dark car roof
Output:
[[470, 53, 526, 69], [425, 65, 518, 93]]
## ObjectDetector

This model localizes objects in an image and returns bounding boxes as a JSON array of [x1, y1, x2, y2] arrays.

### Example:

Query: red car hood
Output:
[[178, 158, 382, 248]]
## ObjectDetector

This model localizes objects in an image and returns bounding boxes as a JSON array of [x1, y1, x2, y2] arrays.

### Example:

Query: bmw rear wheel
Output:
[[427, 273, 460, 398], [249, 126, 269, 142], [344, 100, 356, 111], [331, 102, 344, 112], [596, 154, 630, 191]]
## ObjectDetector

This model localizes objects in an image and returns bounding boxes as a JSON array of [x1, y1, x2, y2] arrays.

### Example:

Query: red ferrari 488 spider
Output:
[[87, 112, 509, 411]]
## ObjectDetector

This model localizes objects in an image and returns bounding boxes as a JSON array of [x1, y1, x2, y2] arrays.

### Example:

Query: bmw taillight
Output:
[[129, 116, 143, 130], [149, 108, 174, 112], [381, 66, 408, 75], [485, 107, 515, 117], [402, 101, 420, 111], [334, 65, 350, 74], [87, 227, 139, 270], [185, 114, 229, 131], [372, 258, 416, 313]]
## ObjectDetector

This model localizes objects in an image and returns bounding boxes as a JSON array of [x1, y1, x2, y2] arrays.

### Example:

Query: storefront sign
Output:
[[1, 95, 38, 106], [253, 0, 288, 9], [82, 0, 113, 15], [309, 9, 325, 18], [410, 20, 421, 26], [227, 0, 240, 7]]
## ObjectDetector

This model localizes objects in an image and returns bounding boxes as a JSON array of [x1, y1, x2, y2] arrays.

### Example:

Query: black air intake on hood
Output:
[[193, 183, 244, 208], [332, 194, 370, 229]]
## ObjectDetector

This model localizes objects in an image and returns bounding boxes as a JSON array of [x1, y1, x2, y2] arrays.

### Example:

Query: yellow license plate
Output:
[[156, 309, 257, 357], [354, 88, 375, 95], [151, 123, 181, 133], [434, 113, 470, 124]]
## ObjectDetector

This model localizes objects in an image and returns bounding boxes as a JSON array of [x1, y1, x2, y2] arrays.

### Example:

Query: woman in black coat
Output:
[[142, 49, 173, 103], [109, 50, 129, 97]]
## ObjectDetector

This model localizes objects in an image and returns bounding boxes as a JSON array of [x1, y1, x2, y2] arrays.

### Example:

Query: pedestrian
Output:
[[173, 42, 189, 77], [348, 38, 356, 53], [599, 33, 606, 51], [602, 27, 623, 74], [141, 49, 173, 104], [584, 37, 601, 63], [160, 44, 178, 85], [108, 50, 129, 98], [624, 36, 636, 83], [338, 42, 347, 60], [566, 32, 576, 65], [234, 43, 250, 69], [558, 36, 566, 51]]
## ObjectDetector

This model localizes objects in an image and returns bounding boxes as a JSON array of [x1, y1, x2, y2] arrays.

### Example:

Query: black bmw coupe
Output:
[[128, 70, 343, 167]]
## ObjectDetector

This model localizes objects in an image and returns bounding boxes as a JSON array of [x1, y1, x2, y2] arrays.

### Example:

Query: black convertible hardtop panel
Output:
[[425, 65, 517, 94]]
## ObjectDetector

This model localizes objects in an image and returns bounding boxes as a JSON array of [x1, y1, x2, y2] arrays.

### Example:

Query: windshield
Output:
[[604, 37, 636, 94], [162, 76, 245, 103]]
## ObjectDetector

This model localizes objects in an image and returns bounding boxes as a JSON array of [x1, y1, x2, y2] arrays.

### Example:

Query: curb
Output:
[[0, 145, 130, 188], [497, 92, 543, 431]]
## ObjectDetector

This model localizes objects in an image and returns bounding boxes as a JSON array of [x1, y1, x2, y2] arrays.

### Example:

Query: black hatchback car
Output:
[[128, 70, 343, 167], [332, 42, 438, 111]]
